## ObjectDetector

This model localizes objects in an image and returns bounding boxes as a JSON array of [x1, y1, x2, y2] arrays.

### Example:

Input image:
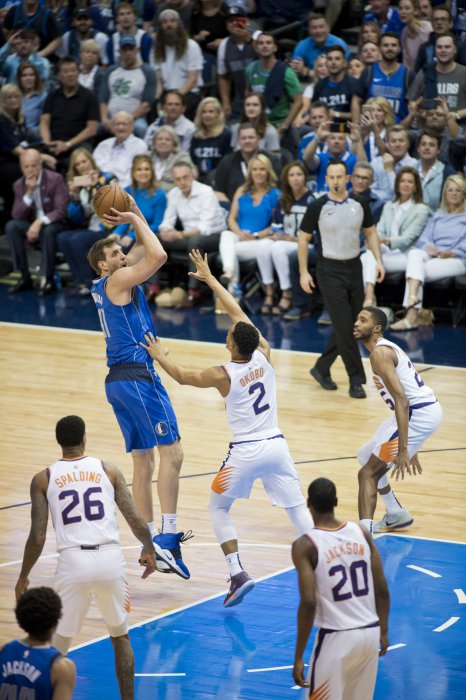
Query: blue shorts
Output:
[[105, 363, 180, 452]]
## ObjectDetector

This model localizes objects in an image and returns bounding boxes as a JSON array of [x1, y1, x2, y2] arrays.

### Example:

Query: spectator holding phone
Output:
[[303, 120, 358, 195], [358, 97, 395, 160], [217, 6, 255, 121]]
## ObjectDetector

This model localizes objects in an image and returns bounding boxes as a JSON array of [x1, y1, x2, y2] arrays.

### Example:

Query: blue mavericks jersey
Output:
[[91, 276, 156, 366], [0, 640, 61, 699], [368, 64, 409, 121]]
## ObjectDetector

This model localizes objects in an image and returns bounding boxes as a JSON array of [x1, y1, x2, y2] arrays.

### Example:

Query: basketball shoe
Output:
[[373, 508, 413, 533], [224, 571, 255, 608], [152, 531, 193, 579]]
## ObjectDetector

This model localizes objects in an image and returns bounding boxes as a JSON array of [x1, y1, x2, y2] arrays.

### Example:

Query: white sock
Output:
[[147, 521, 157, 538], [161, 514, 177, 534], [225, 551, 243, 577], [360, 518, 374, 534], [380, 490, 404, 515]]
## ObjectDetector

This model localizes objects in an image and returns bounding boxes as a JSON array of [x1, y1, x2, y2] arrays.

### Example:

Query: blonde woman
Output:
[[360, 97, 395, 160], [391, 175, 466, 330], [189, 96, 231, 177], [151, 125, 194, 191], [219, 154, 281, 314]]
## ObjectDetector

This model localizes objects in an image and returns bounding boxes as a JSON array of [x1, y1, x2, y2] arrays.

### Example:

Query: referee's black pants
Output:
[[315, 256, 366, 385]]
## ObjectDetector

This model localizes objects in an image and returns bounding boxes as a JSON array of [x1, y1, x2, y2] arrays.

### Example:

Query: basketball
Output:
[[93, 184, 131, 218]]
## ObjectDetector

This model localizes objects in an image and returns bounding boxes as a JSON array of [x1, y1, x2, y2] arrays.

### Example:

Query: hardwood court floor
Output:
[[0, 322, 465, 649]]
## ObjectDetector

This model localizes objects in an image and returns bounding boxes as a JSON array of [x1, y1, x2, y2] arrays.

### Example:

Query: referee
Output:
[[298, 160, 385, 398]]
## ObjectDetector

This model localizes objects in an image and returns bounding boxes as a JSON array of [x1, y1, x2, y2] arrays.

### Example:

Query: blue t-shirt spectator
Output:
[[237, 188, 281, 233], [292, 34, 351, 69]]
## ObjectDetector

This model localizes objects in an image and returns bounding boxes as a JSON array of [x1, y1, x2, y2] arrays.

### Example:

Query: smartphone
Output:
[[235, 17, 247, 29], [420, 99, 438, 111], [329, 122, 350, 134]]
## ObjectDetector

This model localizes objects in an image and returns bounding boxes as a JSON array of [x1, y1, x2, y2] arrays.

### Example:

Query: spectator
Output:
[[214, 122, 282, 202], [6, 149, 69, 295], [112, 154, 167, 251], [17, 62, 47, 137], [420, 0, 433, 21], [217, 6, 255, 121], [363, 0, 404, 34], [293, 55, 329, 128], [0, 83, 55, 221], [359, 96, 395, 160], [347, 55, 365, 79], [350, 161, 385, 222], [270, 161, 314, 315], [415, 129, 455, 211], [245, 32, 302, 143], [190, 0, 229, 59], [407, 32, 466, 126], [0, 28, 51, 84], [230, 93, 280, 152], [359, 20, 382, 49], [415, 4, 458, 71], [355, 33, 414, 123], [303, 121, 358, 195], [152, 9, 204, 118], [312, 45, 363, 123], [57, 147, 116, 295], [359, 40, 382, 67], [100, 35, 156, 138], [58, 7, 109, 66], [93, 111, 148, 187], [40, 56, 100, 166], [399, 0, 433, 71], [361, 125, 416, 200], [78, 39, 107, 93], [145, 90, 195, 152], [154, 0, 194, 31], [291, 13, 351, 80], [297, 101, 330, 163], [391, 174, 466, 331], [189, 96, 231, 179], [150, 124, 194, 191], [107, 2, 153, 65], [219, 154, 280, 312], [361, 166, 430, 306], [157, 160, 226, 305], [3, 0, 61, 57]]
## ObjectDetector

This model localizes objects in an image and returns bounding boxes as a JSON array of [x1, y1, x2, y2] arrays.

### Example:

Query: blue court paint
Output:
[[69, 536, 466, 699]]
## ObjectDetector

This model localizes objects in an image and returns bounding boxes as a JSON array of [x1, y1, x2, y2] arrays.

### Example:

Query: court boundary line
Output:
[[2, 322, 466, 370]]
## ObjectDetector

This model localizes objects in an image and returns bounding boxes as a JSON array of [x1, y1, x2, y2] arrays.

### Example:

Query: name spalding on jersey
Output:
[[54, 470, 102, 489], [239, 366, 264, 387], [324, 540, 365, 565], [2, 660, 41, 682]]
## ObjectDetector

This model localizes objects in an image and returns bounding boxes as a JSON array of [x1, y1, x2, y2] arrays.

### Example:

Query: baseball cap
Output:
[[226, 6, 247, 20], [74, 8, 91, 19], [119, 35, 137, 48]]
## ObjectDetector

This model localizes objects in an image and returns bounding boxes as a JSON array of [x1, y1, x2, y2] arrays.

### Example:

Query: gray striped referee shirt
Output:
[[300, 194, 374, 261]]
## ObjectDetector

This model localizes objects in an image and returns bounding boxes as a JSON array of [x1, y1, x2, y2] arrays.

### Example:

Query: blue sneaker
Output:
[[224, 571, 255, 608], [152, 531, 193, 579]]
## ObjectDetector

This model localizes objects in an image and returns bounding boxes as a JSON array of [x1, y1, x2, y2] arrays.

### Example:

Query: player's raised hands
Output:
[[188, 249, 215, 284]]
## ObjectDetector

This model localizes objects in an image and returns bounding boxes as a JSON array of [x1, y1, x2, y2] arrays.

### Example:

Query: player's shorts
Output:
[[54, 547, 129, 638], [211, 433, 304, 508], [105, 363, 180, 452], [357, 399, 443, 466], [307, 625, 380, 700]]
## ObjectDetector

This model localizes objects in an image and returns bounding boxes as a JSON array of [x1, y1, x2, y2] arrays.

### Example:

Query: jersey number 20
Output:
[[329, 560, 369, 601], [60, 487, 105, 525]]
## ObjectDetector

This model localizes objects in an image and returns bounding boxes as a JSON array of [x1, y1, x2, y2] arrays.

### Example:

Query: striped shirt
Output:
[[300, 194, 374, 261]]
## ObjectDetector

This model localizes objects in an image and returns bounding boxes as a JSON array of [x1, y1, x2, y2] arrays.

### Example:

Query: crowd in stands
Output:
[[0, 0, 465, 331]]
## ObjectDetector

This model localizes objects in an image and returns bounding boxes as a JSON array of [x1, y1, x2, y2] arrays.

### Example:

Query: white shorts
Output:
[[211, 434, 304, 508], [308, 626, 380, 700], [357, 400, 443, 466], [54, 547, 130, 638]]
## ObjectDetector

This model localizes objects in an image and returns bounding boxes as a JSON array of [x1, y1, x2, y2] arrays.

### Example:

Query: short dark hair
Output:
[[56, 415, 86, 448], [15, 587, 62, 642], [308, 478, 337, 514], [434, 31, 456, 45], [57, 55, 80, 71], [327, 159, 348, 174], [417, 129, 442, 149], [310, 101, 330, 114], [308, 12, 326, 23], [364, 306, 388, 331], [163, 89, 186, 107], [325, 45, 345, 57], [88, 235, 119, 274], [379, 31, 400, 45], [232, 321, 260, 356], [238, 121, 259, 135], [432, 5, 451, 18]]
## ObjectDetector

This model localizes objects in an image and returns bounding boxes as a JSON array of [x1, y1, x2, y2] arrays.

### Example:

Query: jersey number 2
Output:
[[249, 382, 270, 415], [60, 487, 105, 525]]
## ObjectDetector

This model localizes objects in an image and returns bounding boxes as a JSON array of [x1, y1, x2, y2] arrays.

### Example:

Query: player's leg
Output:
[[343, 627, 380, 700], [357, 453, 389, 531], [110, 634, 134, 700], [131, 448, 155, 523], [307, 630, 344, 699]]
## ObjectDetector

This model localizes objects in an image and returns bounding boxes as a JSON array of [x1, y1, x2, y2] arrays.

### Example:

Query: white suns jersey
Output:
[[47, 456, 120, 552], [372, 338, 435, 410], [308, 521, 379, 631], [223, 349, 279, 440]]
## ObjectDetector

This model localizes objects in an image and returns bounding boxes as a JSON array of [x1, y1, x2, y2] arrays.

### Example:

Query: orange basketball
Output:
[[93, 184, 131, 218]]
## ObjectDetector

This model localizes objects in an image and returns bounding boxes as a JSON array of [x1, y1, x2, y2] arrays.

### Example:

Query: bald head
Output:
[[20, 149, 42, 178], [112, 111, 134, 142]]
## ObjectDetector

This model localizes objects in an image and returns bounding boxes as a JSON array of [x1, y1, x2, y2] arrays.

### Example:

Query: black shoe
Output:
[[8, 276, 34, 293], [310, 366, 337, 391], [37, 279, 57, 296], [349, 384, 366, 399]]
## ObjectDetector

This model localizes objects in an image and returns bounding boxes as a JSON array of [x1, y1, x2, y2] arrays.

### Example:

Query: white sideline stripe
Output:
[[381, 533, 466, 546], [454, 589, 466, 604], [433, 617, 460, 632], [387, 643, 407, 651], [407, 564, 442, 578], [135, 673, 186, 677], [248, 664, 295, 673]]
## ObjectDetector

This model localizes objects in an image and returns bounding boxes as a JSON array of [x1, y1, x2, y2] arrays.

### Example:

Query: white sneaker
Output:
[[373, 508, 413, 533]]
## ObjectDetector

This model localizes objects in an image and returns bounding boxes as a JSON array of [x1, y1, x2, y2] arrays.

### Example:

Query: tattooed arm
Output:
[[106, 463, 157, 579], [15, 471, 50, 599]]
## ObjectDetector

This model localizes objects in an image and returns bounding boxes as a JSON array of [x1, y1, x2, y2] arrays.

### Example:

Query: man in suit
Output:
[[6, 149, 69, 295]]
